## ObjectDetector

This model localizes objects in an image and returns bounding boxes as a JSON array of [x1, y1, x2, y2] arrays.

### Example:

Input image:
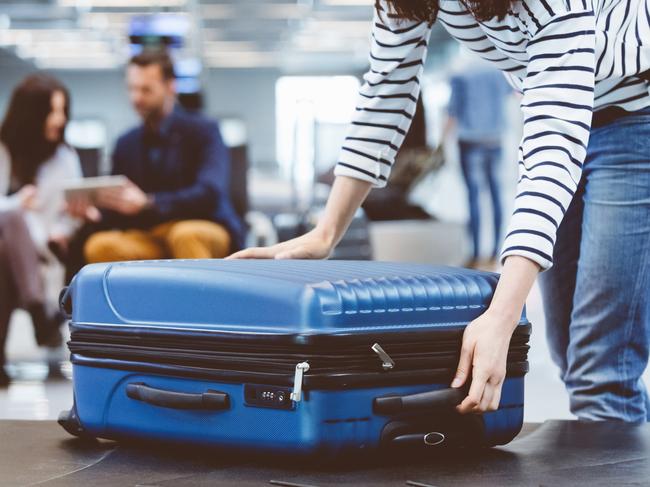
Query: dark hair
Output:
[[380, 0, 513, 23], [0, 73, 70, 185], [128, 49, 176, 81]]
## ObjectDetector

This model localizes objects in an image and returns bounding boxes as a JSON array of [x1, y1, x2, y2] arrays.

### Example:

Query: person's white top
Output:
[[334, 0, 650, 270], [0, 142, 82, 251]]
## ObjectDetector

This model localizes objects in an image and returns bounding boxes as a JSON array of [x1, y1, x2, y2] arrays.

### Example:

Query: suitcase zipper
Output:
[[372, 343, 395, 371], [67, 341, 528, 373], [68, 322, 532, 349], [68, 327, 530, 359], [69, 353, 530, 389], [67, 325, 530, 378], [289, 362, 310, 402]]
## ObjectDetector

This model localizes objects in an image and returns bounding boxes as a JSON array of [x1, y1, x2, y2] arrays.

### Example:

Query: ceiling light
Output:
[[320, 0, 373, 5], [58, 0, 187, 8]]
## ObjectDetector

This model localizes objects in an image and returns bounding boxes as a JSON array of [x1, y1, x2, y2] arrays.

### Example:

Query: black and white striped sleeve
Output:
[[333, 0, 432, 187], [501, 8, 596, 270]]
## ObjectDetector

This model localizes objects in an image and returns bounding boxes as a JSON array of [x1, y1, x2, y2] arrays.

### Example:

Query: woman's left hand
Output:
[[451, 308, 518, 414]]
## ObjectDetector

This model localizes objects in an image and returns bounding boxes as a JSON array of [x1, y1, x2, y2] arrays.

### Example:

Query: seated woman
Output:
[[0, 74, 82, 386]]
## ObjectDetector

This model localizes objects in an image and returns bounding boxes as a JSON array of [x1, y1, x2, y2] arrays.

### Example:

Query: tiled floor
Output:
[[3, 278, 646, 423], [0, 364, 72, 421]]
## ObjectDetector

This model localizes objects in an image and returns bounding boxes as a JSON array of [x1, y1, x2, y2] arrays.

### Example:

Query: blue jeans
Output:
[[538, 107, 650, 422], [459, 141, 503, 260]]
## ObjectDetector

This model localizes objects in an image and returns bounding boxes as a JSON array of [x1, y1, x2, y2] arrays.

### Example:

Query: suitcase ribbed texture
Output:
[[69, 260, 515, 331]]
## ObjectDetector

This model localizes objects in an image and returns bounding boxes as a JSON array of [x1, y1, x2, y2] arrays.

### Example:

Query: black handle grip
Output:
[[374, 387, 467, 415], [126, 382, 230, 411], [59, 286, 72, 320]]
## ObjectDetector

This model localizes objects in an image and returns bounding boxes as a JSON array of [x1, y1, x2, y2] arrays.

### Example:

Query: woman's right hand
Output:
[[228, 228, 334, 260]]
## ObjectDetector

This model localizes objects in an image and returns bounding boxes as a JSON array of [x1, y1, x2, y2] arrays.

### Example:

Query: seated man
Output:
[[74, 50, 244, 265]]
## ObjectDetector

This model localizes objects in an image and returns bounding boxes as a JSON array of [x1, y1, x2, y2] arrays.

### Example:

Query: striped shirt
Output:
[[334, 0, 650, 270]]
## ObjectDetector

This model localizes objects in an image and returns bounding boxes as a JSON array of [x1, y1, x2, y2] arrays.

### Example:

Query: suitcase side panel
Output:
[[72, 364, 524, 452]]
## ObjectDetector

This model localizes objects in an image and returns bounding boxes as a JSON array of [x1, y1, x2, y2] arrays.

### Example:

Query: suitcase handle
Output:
[[59, 286, 73, 320], [126, 382, 230, 411], [373, 386, 468, 415]]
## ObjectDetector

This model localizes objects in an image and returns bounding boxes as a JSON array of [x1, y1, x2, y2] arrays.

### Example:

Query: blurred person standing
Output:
[[66, 50, 244, 278], [0, 74, 82, 385], [445, 65, 512, 269]]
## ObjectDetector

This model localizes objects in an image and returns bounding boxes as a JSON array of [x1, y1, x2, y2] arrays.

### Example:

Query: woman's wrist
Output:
[[486, 255, 540, 332], [484, 305, 522, 333], [313, 176, 373, 252], [487, 294, 525, 327], [313, 223, 338, 250]]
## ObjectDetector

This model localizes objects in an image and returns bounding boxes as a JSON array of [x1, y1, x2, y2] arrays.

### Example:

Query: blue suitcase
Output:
[[58, 260, 530, 453]]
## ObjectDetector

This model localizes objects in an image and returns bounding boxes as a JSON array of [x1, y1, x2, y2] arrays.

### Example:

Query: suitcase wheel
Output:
[[380, 414, 486, 450], [58, 405, 96, 442]]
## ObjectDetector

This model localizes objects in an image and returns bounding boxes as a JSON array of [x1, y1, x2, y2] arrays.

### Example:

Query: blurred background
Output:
[[0, 0, 646, 424]]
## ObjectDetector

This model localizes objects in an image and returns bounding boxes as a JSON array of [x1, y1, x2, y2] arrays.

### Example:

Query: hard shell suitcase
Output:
[[59, 260, 530, 453]]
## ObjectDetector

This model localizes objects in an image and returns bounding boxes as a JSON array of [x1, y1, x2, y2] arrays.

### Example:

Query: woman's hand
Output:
[[452, 309, 518, 413], [229, 176, 373, 260], [228, 228, 334, 260], [452, 255, 541, 414]]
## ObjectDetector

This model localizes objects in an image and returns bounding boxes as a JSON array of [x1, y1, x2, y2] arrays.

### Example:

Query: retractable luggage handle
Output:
[[373, 386, 469, 415], [126, 382, 230, 411]]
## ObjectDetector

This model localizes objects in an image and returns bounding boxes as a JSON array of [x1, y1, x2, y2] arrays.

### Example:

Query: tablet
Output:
[[63, 175, 129, 201]]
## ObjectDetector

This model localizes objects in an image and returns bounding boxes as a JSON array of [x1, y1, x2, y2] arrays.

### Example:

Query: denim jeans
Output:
[[458, 141, 503, 260], [538, 106, 650, 422]]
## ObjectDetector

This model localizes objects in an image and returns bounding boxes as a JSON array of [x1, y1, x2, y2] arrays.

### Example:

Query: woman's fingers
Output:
[[228, 246, 279, 259], [476, 384, 494, 413], [228, 239, 297, 259], [229, 230, 333, 261], [460, 373, 504, 414], [488, 381, 503, 411], [457, 369, 487, 414], [451, 340, 473, 389], [226, 250, 248, 259]]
